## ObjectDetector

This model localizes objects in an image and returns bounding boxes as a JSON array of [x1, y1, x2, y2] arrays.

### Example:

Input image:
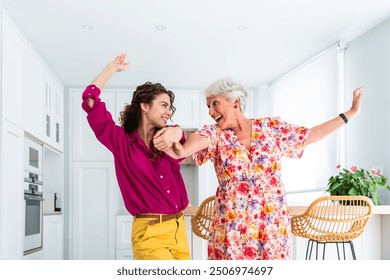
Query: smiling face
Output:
[[207, 95, 239, 130], [142, 93, 172, 128]]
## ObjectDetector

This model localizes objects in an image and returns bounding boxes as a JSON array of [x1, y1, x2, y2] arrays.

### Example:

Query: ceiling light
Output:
[[237, 26, 247, 31], [156, 25, 166, 31], [83, 24, 94, 31]]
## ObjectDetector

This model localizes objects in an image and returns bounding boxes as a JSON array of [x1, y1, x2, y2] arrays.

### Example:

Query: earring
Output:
[[234, 105, 238, 109], [144, 111, 147, 114]]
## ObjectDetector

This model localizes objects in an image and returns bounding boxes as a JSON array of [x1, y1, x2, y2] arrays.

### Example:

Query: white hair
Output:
[[203, 77, 248, 112]]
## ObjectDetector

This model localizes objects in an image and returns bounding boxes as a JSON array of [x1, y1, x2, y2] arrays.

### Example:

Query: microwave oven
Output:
[[24, 136, 43, 178]]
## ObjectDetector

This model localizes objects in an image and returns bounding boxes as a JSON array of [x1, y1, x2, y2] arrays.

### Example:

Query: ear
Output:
[[234, 99, 240, 108], [140, 102, 149, 113]]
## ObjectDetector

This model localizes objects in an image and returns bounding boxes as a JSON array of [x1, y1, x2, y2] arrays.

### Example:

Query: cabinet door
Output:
[[2, 17, 24, 127], [70, 89, 116, 161], [43, 77, 64, 151], [172, 90, 200, 129], [22, 50, 45, 139], [43, 215, 64, 259], [71, 162, 116, 259], [0, 121, 24, 259], [115, 215, 133, 259]]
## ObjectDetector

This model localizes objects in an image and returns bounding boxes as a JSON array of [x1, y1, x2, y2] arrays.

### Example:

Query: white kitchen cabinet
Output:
[[70, 161, 116, 260], [0, 120, 25, 259], [22, 47, 45, 139], [115, 215, 133, 260], [1, 15, 24, 128], [43, 214, 64, 259], [42, 75, 64, 152], [172, 90, 201, 128], [2, 12, 64, 153]]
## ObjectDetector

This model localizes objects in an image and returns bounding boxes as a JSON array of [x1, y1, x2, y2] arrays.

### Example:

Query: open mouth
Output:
[[214, 116, 222, 123]]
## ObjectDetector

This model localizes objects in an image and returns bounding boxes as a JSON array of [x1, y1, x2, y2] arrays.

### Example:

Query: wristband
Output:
[[339, 113, 348, 124]]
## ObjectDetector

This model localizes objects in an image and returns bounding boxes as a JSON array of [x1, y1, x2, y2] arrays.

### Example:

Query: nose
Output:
[[208, 106, 214, 116]]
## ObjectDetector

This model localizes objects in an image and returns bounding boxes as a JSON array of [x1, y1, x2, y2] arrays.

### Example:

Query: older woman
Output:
[[160, 77, 362, 260]]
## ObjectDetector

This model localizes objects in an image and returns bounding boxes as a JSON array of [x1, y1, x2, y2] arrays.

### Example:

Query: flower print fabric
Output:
[[194, 117, 310, 260]]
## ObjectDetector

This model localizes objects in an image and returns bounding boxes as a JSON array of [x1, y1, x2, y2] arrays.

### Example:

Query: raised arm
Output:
[[307, 87, 362, 145], [86, 54, 129, 108]]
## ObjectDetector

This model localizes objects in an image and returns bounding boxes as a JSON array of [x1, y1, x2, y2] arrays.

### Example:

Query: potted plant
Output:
[[326, 165, 390, 205]]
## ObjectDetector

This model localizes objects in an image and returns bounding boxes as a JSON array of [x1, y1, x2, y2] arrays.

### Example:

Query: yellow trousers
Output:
[[131, 215, 190, 260]]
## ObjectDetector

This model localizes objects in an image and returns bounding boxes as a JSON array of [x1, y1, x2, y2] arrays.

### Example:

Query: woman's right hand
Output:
[[90, 54, 129, 93], [110, 54, 129, 72]]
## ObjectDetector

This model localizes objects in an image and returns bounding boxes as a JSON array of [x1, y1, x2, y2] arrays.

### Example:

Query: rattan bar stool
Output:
[[191, 195, 215, 240], [291, 195, 372, 260]]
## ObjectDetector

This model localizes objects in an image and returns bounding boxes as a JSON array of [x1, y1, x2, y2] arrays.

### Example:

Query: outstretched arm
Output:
[[168, 132, 210, 159], [86, 54, 129, 108], [307, 87, 362, 145]]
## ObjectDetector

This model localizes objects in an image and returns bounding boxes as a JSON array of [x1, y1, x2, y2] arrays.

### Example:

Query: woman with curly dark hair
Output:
[[81, 54, 190, 260]]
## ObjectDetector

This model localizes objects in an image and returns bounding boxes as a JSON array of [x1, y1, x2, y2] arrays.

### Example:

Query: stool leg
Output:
[[309, 240, 315, 260], [336, 243, 340, 260], [305, 240, 311, 260], [343, 242, 346, 260], [349, 242, 357, 260], [322, 243, 326, 260]]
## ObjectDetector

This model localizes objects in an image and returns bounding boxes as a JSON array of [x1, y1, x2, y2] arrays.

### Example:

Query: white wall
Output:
[[252, 17, 390, 207], [345, 18, 390, 205], [254, 48, 339, 195]]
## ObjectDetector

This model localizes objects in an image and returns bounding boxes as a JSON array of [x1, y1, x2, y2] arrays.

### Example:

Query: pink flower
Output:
[[351, 165, 357, 172], [370, 166, 381, 176], [336, 164, 341, 169]]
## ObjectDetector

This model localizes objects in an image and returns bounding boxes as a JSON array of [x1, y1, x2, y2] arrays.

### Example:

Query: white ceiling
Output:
[[0, 0, 390, 89]]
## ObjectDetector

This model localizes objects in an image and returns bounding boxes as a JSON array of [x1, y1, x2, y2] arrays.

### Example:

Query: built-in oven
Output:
[[24, 174, 44, 254], [24, 136, 44, 255]]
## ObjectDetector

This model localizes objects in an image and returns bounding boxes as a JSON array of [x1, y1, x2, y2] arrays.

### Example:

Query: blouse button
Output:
[[175, 205, 178, 209], [167, 190, 170, 194], [160, 175, 163, 179]]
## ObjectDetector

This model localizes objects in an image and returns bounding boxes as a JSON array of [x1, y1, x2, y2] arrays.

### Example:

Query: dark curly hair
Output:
[[118, 82, 176, 133]]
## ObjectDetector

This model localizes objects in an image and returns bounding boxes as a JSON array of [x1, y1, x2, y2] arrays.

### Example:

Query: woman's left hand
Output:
[[350, 86, 363, 116], [153, 126, 182, 151]]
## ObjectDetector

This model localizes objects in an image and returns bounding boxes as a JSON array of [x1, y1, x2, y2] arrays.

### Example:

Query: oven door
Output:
[[24, 192, 43, 254]]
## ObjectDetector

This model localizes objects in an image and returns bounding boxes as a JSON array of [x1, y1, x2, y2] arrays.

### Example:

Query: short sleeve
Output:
[[192, 124, 218, 165], [271, 117, 310, 159]]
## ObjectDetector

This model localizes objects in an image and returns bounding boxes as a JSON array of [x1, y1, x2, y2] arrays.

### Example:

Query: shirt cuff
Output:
[[82, 84, 101, 100], [81, 84, 101, 113]]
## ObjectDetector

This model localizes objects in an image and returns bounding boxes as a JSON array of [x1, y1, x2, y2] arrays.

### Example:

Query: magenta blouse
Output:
[[81, 85, 189, 215]]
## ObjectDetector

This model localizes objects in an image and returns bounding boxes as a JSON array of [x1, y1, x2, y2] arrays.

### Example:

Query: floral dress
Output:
[[193, 117, 310, 260]]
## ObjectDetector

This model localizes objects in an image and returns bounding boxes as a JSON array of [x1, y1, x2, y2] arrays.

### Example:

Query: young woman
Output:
[[81, 54, 190, 260]]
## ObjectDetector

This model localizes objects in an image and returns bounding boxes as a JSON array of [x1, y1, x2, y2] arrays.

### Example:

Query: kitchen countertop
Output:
[[183, 205, 390, 216], [43, 212, 63, 216]]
